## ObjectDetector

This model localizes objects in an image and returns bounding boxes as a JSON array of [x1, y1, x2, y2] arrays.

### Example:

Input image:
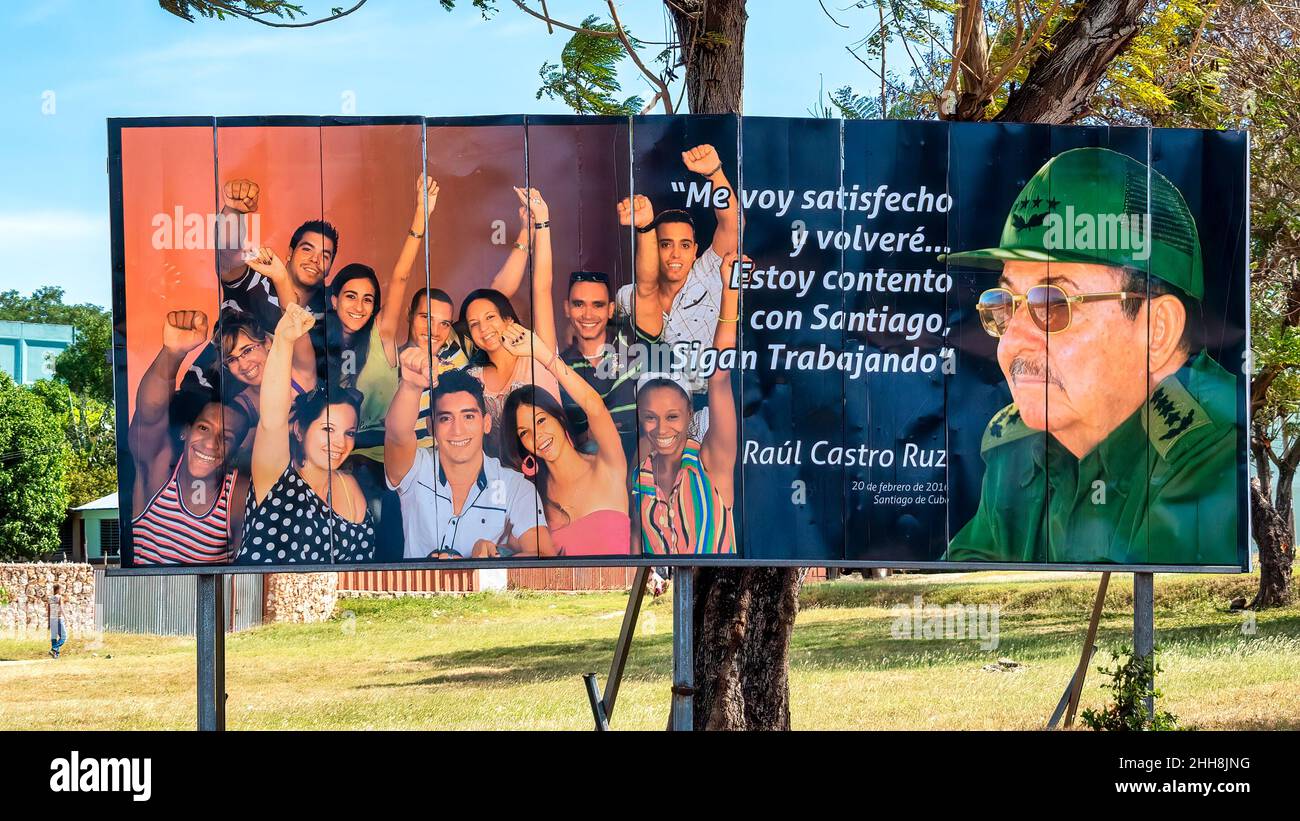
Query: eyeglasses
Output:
[[976, 285, 1143, 337], [223, 342, 264, 368]]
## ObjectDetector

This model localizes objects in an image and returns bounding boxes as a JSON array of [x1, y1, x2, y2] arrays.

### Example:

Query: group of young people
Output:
[[127, 143, 745, 565]]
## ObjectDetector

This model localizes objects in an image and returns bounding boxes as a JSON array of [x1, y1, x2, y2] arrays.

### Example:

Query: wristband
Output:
[[718, 315, 740, 323], [702, 161, 723, 177], [513, 242, 528, 252], [534, 220, 550, 230], [636, 224, 656, 234], [409, 230, 425, 240]]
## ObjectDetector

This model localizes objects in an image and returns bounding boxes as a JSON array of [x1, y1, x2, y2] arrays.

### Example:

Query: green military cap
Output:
[[943, 147, 1204, 300]]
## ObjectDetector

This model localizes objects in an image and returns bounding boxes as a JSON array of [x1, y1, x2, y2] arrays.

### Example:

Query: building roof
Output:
[[74, 492, 118, 511]]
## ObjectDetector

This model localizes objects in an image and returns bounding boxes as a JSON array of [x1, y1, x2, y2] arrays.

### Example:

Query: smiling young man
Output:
[[616, 144, 739, 432], [943, 148, 1239, 566], [385, 352, 551, 560], [559, 270, 660, 462]]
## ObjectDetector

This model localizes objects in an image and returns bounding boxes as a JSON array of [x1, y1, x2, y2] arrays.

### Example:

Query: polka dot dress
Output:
[[236, 467, 376, 565]]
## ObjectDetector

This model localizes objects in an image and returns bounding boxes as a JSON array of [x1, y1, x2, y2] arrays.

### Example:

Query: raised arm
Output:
[[508, 328, 626, 477], [618, 195, 663, 337], [378, 175, 439, 367], [682, 145, 738, 258], [130, 309, 209, 514], [384, 345, 434, 488], [701, 251, 745, 505], [218, 179, 260, 283], [489, 191, 537, 299], [251, 303, 315, 503], [513, 187, 557, 351], [242, 247, 317, 389]]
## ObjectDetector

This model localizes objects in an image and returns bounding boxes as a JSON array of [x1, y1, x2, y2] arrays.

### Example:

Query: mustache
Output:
[[1009, 357, 1064, 389]]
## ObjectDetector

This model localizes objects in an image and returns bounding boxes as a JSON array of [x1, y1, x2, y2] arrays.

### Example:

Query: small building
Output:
[[0, 320, 75, 385], [68, 492, 121, 564]]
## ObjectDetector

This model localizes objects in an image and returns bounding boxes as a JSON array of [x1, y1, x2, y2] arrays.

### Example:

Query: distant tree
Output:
[[28, 380, 118, 509], [0, 286, 114, 404], [0, 372, 69, 560]]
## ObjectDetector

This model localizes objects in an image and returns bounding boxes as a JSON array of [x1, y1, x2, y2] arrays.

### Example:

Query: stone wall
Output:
[[263, 572, 338, 623], [0, 563, 96, 637]]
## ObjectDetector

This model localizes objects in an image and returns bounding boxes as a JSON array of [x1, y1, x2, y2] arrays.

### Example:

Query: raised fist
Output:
[[720, 251, 753, 289], [245, 247, 289, 283], [398, 345, 433, 390], [222, 179, 260, 214], [163, 310, 209, 355], [414, 175, 440, 224], [514, 187, 549, 225], [275, 302, 315, 343], [682, 144, 721, 176], [617, 195, 653, 229]]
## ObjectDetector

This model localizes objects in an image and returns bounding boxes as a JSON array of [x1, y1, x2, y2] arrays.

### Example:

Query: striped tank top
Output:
[[132, 461, 238, 565], [633, 439, 736, 555]]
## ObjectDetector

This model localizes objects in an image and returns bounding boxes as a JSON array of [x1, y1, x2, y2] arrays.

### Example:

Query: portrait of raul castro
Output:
[[943, 147, 1240, 566]]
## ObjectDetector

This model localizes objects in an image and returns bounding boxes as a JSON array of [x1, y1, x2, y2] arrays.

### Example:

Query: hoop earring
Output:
[[521, 454, 538, 478]]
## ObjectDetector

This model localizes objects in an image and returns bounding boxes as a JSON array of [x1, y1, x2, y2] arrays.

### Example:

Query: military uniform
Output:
[[941, 147, 1244, 567], [947, 351, 1239, 565]]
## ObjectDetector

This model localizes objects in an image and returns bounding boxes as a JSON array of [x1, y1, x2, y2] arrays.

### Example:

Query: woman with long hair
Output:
[[631, 252, 746, 555], [237, 303, 375, 564], [500, 328, 630, 556], [323, 261, 383, 389], [461, 188, 560, 440]]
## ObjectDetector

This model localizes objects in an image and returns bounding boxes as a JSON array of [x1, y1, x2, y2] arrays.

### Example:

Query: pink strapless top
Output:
[[552, 509, 632, 556]]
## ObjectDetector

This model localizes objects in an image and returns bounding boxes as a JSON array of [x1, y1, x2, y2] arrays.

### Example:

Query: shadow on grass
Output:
[[355, 609, 1300, 692]]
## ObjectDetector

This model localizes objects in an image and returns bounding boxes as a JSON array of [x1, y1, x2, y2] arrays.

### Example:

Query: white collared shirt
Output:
[[617, 246, 724, 392], [388, 448, 546, 559]]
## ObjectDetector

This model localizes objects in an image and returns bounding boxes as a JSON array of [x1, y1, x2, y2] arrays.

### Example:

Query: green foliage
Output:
[[0, 287, 114, 404], [0, 371, 69, 561], [0, 585, 9, 607], [537, 15, 644, 116], [160, 0, 307, 23], [1080, 646, 1183, 731], [27, 380, 118, 508]]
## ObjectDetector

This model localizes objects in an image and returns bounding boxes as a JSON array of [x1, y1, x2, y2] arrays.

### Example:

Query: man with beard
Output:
[[944, 147, 1239, 566]]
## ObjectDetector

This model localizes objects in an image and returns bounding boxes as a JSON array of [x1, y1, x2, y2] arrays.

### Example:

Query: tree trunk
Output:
[[1250, 479, 1295, 607], [996, 0, 1148, 124], [668, 0, 747, 115], [663, 0, 804, 731]]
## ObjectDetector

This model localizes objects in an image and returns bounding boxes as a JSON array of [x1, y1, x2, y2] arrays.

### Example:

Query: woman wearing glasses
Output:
[[218, 310, 317, 435]]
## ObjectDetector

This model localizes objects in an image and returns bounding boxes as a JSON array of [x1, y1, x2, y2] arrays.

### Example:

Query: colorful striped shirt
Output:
[[132, 461, 238, 565], [633, 439, 736, 555]]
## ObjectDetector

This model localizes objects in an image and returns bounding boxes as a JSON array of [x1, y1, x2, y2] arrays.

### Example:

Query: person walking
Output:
[[48, 584, 66, 659]]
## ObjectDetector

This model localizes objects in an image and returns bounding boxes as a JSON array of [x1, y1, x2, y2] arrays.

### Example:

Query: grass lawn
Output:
[[1, 572, 1296, 730]]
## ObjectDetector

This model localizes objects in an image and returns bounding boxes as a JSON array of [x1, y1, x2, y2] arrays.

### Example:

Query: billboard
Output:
[[108, 116, 1250, 573]]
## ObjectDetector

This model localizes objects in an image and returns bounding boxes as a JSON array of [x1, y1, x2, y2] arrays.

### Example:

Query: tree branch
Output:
[[185, 0, 369, 28]]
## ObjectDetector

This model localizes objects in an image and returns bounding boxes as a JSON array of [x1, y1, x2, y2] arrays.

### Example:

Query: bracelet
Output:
[[409, 230, 425, 240], [513, 242, 528, 252], [635, 224, 656, 234], [534, 220, 550, 230], [544, 348, 559, 370], [702, 161, 723, 177], [718, 315, 740, 323]]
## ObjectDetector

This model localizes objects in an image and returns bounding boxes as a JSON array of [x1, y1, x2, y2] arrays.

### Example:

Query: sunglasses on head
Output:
[[569, 271, 610, 285], [976, 284, 1143, 337]]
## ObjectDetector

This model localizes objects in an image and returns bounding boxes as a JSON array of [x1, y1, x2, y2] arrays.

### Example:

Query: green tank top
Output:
[[353, 325, 397, 462]]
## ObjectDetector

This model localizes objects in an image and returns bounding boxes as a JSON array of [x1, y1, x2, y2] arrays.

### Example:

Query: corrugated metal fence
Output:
[[94, 569, 263, 635]]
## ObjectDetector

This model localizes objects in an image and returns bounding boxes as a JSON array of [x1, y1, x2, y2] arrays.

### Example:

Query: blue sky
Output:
[[0, 0, 889, 309]]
